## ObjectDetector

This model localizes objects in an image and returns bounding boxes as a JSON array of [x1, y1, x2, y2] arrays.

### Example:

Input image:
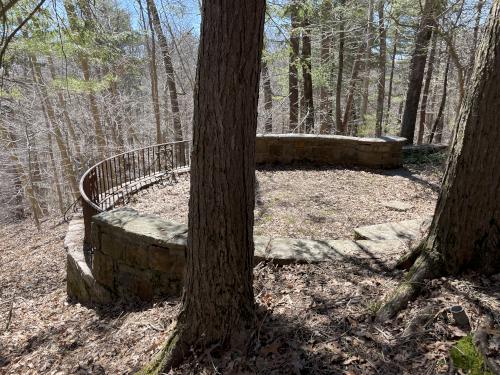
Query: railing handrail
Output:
[[80, 140, 191, 244], [79, 140, 190, 212]]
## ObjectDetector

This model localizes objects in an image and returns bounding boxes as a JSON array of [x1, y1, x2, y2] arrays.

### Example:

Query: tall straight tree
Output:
[[375, 0, 387, 137], [140, 0, 266, 372], [319, 0, 333, 133], [417, 31, 438, 144], [289, 0, 300, 132], [146, 0, 183, 142], [301, 5, 314, 133], [377, 0, 500, 321], [400, 0, 435, 144], [335, 7, 345, 133], [360, 0, 374, 124]]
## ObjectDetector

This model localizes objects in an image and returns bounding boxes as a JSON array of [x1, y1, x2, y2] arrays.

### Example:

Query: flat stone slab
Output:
[[381, 200, 413, 211], [354, 217, 432, 241], [262, 237, 403, 265]]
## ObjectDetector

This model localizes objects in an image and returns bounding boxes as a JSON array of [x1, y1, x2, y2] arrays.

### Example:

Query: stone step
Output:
[[353, 217, 432, 241], [254, 236, 405, 266]]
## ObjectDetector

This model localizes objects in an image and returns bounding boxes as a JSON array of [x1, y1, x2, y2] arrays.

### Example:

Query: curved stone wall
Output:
[[68, 134, 410, 304], [255, 134, 406, 168], [67, 208, 406, 303]]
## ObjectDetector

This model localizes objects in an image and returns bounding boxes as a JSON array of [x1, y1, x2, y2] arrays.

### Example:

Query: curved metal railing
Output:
[[80, 140, 190, 242]]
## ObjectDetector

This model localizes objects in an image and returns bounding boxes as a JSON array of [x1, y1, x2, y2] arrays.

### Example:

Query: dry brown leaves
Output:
[[1, 164, 498, 374], [130, 164, 441, 239]]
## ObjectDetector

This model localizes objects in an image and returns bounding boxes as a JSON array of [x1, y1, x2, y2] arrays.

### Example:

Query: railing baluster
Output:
[[80, 141, 191, 245]]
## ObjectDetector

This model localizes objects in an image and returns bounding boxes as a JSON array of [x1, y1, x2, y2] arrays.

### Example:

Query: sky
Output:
[[117, 0, 201, 34]]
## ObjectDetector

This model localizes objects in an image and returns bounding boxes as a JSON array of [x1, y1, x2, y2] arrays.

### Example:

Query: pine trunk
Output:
[[417, 31, 437, 144], [375, 0, 386, 137], [301, 13, 314, 133], [377, 1, 500, 321], [335, 18, 345, 133], [262, 59, 273, 133], [144, 1, 266, 371], [400, 0, 435, 144], [289, 2, 300, 133], [146, 0, 183, 142]]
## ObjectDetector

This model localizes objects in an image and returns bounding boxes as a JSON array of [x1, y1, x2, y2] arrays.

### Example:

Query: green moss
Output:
[[450, 335, 493, 375], [136, 331, 180, 375]]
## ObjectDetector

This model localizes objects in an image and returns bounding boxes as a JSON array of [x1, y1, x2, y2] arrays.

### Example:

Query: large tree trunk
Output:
[[140, 0, 265, 372], [400, 0, 435, 144], [417, 31, 438, 144], [377, 1, 500, 322], [289, 1, 300, 132], [146, 0, 183, 142], [375, 0, 386, 137], [467, 0, 484, 81], [301, 11, 314, 133]]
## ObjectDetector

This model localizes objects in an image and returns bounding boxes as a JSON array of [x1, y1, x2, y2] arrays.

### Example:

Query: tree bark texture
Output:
[[377, 0, 500, 321], [319, 0, 333, 134], [146, 0, 183, 142], [417, 31, 437, 144], [142, 0, 265, 372], [375, 0, 386, 137], [400, 0, 435, 144], [301, 12, 314, 133], [289, 1, 300, 132], [360, 0, 374, 124], [335, 17, 345, 133], [262, 59, 273, 133]]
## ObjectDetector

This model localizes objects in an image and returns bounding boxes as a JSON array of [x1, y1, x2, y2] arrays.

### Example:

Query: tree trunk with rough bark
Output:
[[335, 16, 345, 133], [417, 31, 438, 144], [139, 0, 265, 372], [262, 59, 273, 133], [301, 11, 314, 133], [428, 53, 450, 144], [377, 1, 500, 321], [375, 0, 386, 137], [319, 0, 333, 134], [400, 0, 435, 144], [341, 46, 363, 133], [146, 0, 183, 142], [289, 1, 300, 133], [360, 0, 374, 124], [141, 0, 163, 144], [385, 28, 398, 129]]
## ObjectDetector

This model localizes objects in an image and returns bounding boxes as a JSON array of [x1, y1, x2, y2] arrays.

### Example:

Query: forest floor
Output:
[[1, 158, 499, 374], [128, 162, 442, 240]]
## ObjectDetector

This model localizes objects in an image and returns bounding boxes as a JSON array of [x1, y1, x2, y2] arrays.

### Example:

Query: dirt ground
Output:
[[1, 162, 499, 374], [128, 163, 442, 240]]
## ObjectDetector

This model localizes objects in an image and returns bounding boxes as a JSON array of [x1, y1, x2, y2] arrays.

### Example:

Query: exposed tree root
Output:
[[394, 243, 424, 270], [376, 250, 441, 322], [136, 324, 187, 375]]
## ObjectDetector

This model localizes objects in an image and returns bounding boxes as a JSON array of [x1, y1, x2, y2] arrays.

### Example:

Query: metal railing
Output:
[[79, 140, 191, 243]]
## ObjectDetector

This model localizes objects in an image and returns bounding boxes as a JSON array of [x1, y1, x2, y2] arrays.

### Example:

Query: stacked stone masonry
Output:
[[67, 208, 412, 304], [90, 208, 187, 301], [255, 134, 406, 168]]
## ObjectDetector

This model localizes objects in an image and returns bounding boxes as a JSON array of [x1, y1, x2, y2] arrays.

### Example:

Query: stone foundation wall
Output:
[[90, 208, 188, 301], [255, 134, 406, 168]]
